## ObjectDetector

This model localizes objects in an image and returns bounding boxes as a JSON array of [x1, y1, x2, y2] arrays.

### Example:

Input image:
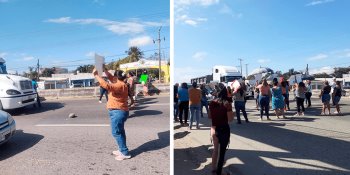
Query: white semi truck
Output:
[[0, 58, 38, 110]]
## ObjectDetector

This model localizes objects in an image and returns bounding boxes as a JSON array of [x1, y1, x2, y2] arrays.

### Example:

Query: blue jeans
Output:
[[108, 109, 129, 156], [189, 104, 201, 128], [234, 101, 248, 123], [174, 102, 179, 120]]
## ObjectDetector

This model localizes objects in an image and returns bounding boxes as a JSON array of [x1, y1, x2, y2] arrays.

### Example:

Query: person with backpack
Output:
[[209, 83, 233, 175]]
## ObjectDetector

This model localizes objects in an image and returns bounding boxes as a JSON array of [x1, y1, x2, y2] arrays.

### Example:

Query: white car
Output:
[[0, 110, 16, 145]]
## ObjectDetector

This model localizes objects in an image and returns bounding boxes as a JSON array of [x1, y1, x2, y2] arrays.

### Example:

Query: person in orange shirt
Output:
[[93, 68, 131, 161], [188, 82, 202, 129]]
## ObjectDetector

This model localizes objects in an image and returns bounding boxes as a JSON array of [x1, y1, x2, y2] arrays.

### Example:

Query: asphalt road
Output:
[[174, 97, 350, 175], [0, 96, 170, 175]]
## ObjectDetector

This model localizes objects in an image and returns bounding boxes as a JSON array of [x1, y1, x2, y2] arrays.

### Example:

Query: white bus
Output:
[[0, 58, 38, 110]]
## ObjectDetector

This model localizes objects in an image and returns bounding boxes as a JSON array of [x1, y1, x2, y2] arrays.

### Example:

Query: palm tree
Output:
[[127, 46, 143, 62]]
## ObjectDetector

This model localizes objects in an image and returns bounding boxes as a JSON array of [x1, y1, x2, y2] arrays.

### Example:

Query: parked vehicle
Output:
[[0, 110, 16, 145], [0, 58, 38, 110]]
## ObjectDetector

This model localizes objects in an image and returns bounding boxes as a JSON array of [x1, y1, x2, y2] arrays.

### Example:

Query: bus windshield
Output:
[[0, 64, 7, 74]]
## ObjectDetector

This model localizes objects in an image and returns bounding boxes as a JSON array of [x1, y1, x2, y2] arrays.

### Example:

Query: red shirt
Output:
[[209, 100, 232, 127]]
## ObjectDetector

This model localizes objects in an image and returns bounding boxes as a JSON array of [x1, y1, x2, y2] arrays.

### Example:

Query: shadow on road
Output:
[[0, 130, 44, 161], [174, 120, 350, 175], [7, 102, 65, 116], [129, 110, 163, 118], [131, 130, 169, 157], [174, 131, 190, 140]]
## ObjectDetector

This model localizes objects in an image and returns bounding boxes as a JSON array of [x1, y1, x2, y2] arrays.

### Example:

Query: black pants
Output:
[[215, 124, 230, 175], [36, 92, 41, 107], [296, 97, 305, 113], [305, 92, 312, 106], [99, 88, 108, 101], [178, 101, 189, 124]]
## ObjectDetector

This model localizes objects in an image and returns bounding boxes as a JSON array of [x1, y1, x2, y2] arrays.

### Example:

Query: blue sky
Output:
[[0, 0, 169, 73], [174, 0, 350, 83]]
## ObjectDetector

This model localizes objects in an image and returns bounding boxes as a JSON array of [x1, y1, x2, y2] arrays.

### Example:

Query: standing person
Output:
[[332, 81, 343, 115], [93, 68, 131, 160], [319, 81, 332, 115], [305, 80, 312, 107], [226, 86, 233, 103], [188, 82, 202, 129], [174, 83, 179, 122], [126, 72, 135, 107], [281, 81, 290, 111], [294, 82, 306, 116], [32, 78, 41, 107], [178, 83, 189, 126], [209, 83, 233, 175], [257, 79, 271, 120], [99, 85, 109, 103], [254, 80, 260, 111], [271, 78, 285, 119], [200, 84, 209, 118], [232, 82, 249, 124]]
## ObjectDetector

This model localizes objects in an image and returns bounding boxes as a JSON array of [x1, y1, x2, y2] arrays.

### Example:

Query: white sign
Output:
[[95, 53, 105, 76]]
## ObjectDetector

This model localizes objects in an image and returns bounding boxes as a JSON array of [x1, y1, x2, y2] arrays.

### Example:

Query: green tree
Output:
[[75, 65, 94, 73], [41, 67, 56, 77], [23, 67, 38, 79], [127, 46, 143, 62]]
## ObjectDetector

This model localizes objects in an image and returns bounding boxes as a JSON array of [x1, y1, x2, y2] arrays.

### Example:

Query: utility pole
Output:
[[238, 58, 243, 74], [154, 26, 163, 83], [37, 59, 40, 81], [245, 63, 248, 78]]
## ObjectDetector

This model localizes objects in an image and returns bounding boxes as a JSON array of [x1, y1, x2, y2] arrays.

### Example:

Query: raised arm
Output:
[[93, 68, 116, 92], [103, 65, 115, 82]]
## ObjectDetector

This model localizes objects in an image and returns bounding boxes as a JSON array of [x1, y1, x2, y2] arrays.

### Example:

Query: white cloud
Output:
[[192, 51, 207, 61], [309, 66, 334, 75], [307, 54, 328, 61], [219, 4, 243, 19], [176, 15, 207, 26], [175, 0, 219, 7], [22, 56, 34, 61], [306, 0, 335, 6], [257, 59, 271, 63], [128, 36, 153, 47], [0, 52, 8, 57], [174, 66, 210, 83], [45, 17, 164, 35]]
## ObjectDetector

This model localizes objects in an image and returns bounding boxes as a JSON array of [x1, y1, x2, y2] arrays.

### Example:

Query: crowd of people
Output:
[[174, 77, 344, 175]]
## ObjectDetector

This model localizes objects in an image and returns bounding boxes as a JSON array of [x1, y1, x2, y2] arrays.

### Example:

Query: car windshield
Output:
[[0, 64, 7, 74]]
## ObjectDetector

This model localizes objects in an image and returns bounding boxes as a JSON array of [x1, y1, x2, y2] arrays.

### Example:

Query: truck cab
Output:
[[212, 65, 242, 87], [0, 58, 38, 110]]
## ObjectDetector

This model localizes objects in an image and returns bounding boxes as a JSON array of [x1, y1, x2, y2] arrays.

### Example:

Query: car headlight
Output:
[[6, 89, 21, 95], [7, 113, 14, 124]]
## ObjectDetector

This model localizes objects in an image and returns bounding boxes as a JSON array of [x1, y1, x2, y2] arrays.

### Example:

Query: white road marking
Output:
[[36, 124, 110, 127]]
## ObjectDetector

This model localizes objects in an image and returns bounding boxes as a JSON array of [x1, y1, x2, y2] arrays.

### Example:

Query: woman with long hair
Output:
[[209, 83, 233, 175], [295, 82, 306, 116], [258, 79, 271, 120], [320, 81, 331, 115], [232, 82, 249, 124], [271, 78, 286, 119]]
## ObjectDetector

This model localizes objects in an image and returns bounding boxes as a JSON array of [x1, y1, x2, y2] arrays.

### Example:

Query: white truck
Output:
[[0, 58, 38, 110], [212, 65, 243, 86]]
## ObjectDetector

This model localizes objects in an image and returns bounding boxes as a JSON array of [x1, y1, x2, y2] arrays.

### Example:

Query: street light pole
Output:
[[158, 27, 162, 82], [238, 58, 243, 74]]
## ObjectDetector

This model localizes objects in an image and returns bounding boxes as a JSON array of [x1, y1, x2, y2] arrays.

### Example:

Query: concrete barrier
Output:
[[38, 83, 170, 99]]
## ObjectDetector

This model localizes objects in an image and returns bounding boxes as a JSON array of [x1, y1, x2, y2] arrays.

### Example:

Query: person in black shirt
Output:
[[319, 81, 331, 115], [174, 83, 179, 121], [332, 81, 343, 115]]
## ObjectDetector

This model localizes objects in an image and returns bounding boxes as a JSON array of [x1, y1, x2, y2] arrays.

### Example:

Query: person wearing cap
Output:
[[188, 81, 202, 129], [93, 67, 131, 161]]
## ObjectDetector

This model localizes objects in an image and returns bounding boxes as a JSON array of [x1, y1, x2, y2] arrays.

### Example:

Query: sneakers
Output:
[[112, 150, 121, 156], [99, 100, 102, 103], [294, 113, 300, 117], [266, 118, 271, 121], [115, 153, 131, 161]]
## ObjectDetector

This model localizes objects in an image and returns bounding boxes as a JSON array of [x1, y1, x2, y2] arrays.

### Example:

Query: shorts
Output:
[[322, 94, 330, 104], [333, 96, 341, 105]]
